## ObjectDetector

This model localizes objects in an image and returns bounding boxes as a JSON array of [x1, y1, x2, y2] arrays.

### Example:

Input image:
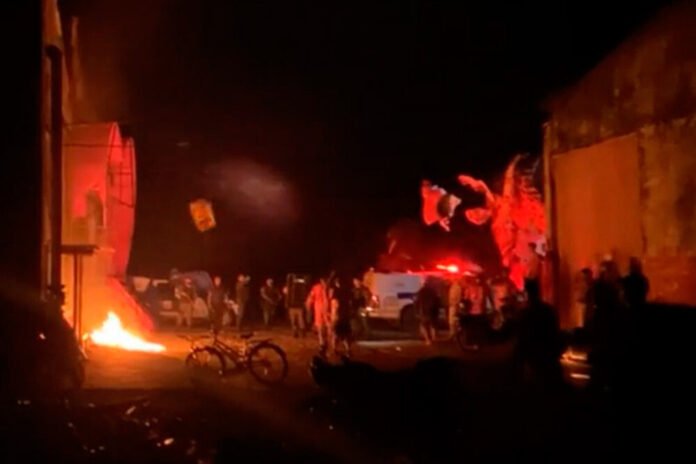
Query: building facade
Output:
[[544, 2, 696, 325]]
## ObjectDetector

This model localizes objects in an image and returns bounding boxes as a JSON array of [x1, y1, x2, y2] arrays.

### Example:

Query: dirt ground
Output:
[[82, 325, 514, 390], [2, 326, 606, 463]]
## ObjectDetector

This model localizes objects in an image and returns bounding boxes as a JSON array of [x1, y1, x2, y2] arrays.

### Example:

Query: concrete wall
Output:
[[545, 3, 696, 320], [546, 2, 696, 155], [549, 116, 696, 321], [551, 134, 643, 325], [638, 117, 696, 304]]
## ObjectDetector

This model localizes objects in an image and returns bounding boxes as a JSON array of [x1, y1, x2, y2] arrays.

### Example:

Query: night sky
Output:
[[66, 0, 672, 280]]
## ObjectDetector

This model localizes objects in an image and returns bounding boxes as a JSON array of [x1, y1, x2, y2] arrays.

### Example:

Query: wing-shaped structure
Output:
[[457, 155, 547, 289]]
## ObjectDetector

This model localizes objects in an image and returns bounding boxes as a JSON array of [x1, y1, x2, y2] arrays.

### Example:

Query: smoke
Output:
[[203, 159, 299, 226], [68, 0, 175, 122]]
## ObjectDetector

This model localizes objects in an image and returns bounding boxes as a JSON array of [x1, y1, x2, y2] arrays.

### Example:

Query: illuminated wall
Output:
[[62, 123, 141, 332], [638, 120, 696, 304], [552, 135, 643, 324], [545, 2, 696, 322], [551, 121, 696, 321]]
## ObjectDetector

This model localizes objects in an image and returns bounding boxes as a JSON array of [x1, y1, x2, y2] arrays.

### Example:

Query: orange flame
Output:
[[87, 311, 165, 353]]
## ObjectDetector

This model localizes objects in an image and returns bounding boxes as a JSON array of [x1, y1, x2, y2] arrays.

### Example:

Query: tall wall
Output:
[[61, 122, 138, 332], [550, 118, 696, 323], [638, 117, 696, 304], [545, 2, 696, 321], [546, 2, 696, 155]]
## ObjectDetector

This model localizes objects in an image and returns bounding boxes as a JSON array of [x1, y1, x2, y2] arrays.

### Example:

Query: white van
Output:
[[363, 272, 431, 332]]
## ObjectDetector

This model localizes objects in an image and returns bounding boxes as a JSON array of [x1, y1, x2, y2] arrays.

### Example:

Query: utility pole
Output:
[[542, 121, 559, 310]]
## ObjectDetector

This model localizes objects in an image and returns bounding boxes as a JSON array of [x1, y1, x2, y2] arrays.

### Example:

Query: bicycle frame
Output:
[[183, 331, 289, 385], [187, 333, 271, 369], [210, 337, 248, 367]]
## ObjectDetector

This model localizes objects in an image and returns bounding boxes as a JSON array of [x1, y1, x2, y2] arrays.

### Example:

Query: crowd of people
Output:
[[574, 256, 650, 390], [170, 272, 372, 358], [573, 256, 649, 329], [303, 275, 371, 357], [413, 267, 521, 347], [167, 254, 650, 387], [413, 254, 650, 389]]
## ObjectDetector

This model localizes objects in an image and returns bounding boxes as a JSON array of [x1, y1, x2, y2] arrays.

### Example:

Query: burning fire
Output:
[[562, 348, 588, 363], [87, 311, 165, 353]]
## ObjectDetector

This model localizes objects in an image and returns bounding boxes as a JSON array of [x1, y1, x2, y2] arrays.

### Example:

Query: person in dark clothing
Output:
[[459, 276, 485, 349], [515, 279, 564, 388], [622, 257, 649, 309], [489, 267, 517, 332], [285, 281, 308, 339], [592, 259, 623, 311], [350, 277, 370, 337], [207, 275, 227, 336], [235, 274, 250, 330], [260, 278, 281, 327], [589, 258, 627, 391], [174, 278, 196, 328], [329, 278, 353, 356], [351, 278, 369, 312], [415, 279, 440, 345], [573, 267, 594, 328]]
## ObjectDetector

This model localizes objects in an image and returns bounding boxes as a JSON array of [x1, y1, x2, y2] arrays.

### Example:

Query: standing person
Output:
[[351, 277, 370, 337], [329, 278, 353, 357], [589, 258, 625, 390], [175, 278, 195, 328], [235, 274, 250, 330], [260, 278, 281, 328], [306, 277, 330, 356], [622, 257, 649, 310], [207, 275, 226, 336], [415, 278, 439, 345], [524, 243, 541, 281], [285, 283, 307, 339], [491, 268, 516, 311], [514, 279, 563, 389], [463, 276, 485, 348], [592, 259, 623, 318], [447, 277, 463, 339], [489, 267, 517, 331], [573, 268, 593, 328]]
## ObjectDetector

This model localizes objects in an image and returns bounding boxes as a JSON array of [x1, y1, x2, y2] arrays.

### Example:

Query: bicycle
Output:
[[180, 331, 288, 386]]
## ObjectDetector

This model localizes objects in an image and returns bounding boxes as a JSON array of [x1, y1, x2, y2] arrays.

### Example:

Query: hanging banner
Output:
[[189, 199, 216, 232]]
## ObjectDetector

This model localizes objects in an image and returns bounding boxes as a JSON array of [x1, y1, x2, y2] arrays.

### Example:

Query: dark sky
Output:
[[67, 0, 672, 279]]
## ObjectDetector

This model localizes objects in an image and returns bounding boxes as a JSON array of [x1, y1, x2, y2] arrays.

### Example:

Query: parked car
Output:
[[130, 271, 215, 326], [361, 271, 452, 333]]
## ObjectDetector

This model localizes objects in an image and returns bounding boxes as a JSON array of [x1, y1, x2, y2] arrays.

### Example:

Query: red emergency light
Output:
[[435, 263, 460, 274]]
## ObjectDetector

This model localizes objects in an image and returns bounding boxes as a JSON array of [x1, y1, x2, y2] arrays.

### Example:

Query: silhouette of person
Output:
[[515, 279, 564, 388], [589, 258, 626, 391], [622, 257, 649, 309], [415, 278, 440, 345]]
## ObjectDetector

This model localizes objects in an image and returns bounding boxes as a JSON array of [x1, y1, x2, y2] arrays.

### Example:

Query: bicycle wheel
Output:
[[247, 342, 288, 385], [185, 347, 226, 376]]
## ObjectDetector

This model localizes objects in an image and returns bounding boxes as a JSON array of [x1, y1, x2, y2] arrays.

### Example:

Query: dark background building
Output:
[[544, 1, 696, 324]]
